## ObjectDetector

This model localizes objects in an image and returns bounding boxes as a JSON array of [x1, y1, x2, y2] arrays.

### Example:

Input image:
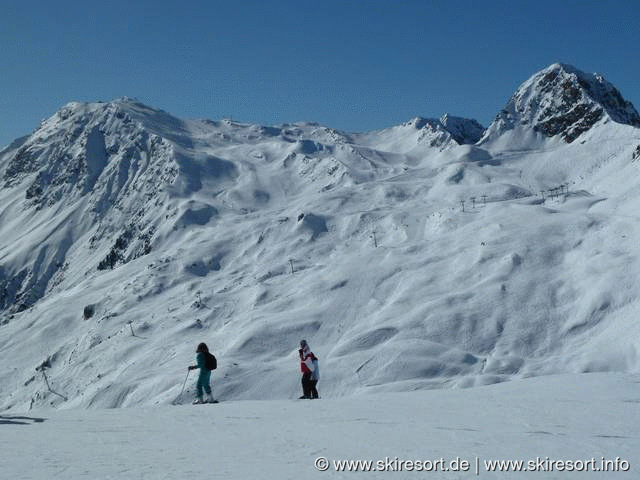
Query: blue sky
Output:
[[1, 0, 639, 147]]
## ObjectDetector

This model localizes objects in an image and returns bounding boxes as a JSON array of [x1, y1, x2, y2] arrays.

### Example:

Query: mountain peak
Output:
[[483, 63, 640, 143], [400, 115, 485, 146], [438, 114, 485, 145]]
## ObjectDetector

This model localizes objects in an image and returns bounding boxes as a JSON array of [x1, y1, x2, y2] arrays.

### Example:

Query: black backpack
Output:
[[204, 351, 217, 371]]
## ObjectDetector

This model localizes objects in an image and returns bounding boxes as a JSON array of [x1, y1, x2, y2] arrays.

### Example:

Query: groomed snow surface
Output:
[[1, 373, 638, 479]]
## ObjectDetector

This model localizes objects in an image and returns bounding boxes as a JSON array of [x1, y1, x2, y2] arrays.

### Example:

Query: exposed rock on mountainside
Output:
[[438, 114, 485, 145], [483, 63, 640, 143], [353, 114, 486, 156]]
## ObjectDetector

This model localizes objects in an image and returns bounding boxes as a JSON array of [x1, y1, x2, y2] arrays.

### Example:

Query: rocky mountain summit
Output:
[[438, 114, 486, 145], [483, 63, 640, 144]]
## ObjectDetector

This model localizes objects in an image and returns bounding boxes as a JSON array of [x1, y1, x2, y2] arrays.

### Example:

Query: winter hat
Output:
[[197, 342, 209, 353]]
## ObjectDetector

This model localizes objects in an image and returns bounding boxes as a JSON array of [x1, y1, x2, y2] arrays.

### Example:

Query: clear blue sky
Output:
[[1, 0, 639, 147]]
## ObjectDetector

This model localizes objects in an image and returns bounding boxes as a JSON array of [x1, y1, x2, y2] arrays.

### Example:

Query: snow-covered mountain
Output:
[[353, 114, 484, 156], [1, 64, 640, 411], [481, 62, 640, 147]]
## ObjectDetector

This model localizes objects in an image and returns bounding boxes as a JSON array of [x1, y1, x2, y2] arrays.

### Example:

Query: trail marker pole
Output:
[[37, 365, 68, 401]]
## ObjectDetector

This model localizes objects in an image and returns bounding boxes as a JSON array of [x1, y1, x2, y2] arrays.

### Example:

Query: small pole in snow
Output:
[[482, 195, 487, 206], [289, 259, 295, 274], [460, 200, 465, 212], [470, 197, 476, 209], [36, 362, 68, 402], [127, 320, 136, 337], [372, 230, 378, 248]]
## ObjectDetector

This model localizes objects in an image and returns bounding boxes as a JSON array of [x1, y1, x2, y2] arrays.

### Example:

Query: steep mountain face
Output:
[[1, 65, 640, 411], [1, 101, 190, 233], [482, 63, 640, 144], [408, 115, 486, 146], [4, 101, 176, 204], [438, 114, 485, 145], [353, 114, 485, 156], [0, 100, 179, 312]]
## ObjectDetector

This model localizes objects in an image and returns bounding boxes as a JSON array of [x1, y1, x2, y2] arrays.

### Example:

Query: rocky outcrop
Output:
[[439, 114, 485, 145], [483, 63, 640, 143]]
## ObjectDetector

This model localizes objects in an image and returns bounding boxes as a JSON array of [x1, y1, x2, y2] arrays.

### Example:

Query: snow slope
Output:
[[0, 65, 640, 414], [1, 373, 638, 479]]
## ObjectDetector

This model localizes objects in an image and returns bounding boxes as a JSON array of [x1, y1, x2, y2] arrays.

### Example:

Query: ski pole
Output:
[[180, 369, 191, 397]]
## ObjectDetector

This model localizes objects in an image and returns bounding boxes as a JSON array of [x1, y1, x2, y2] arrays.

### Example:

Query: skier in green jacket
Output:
[[188, 342, 215, 404]]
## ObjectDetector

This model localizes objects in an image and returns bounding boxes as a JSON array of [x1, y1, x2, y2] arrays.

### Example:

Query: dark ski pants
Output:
[[301, 372, 313, 398], [310, 379, 319, 399], [197, 370, 212, 397]]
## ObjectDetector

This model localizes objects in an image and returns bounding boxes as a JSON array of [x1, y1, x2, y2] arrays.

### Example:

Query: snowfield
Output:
[[1, 63, 640, 478], [2, 373, 639, 479]]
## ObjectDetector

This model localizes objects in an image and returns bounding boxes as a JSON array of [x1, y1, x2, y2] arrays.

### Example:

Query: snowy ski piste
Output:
[[2, 374, 638, 478], [1, 63, 640, 477]]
